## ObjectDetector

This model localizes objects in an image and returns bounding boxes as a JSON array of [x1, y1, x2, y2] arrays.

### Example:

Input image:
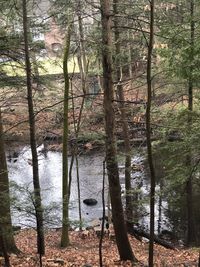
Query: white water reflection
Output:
[[7, 145, 107, 227], [7, 145, 168, 231]]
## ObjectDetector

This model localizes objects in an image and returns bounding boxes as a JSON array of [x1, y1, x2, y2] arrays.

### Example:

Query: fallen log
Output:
[[128, 227, 176, 250]]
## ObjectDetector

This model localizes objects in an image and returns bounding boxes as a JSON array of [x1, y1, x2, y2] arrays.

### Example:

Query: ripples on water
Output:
[[7, 144, 167, 231], [8, 145, 107, 227]]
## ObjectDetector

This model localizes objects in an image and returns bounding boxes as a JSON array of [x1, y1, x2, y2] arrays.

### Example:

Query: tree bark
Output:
[[100, 0, 136, 262], [0, 229, 10, 267], [99, 161, 106, 267], [0, 108, 19, 256], [186, 0, 196, 246], [22, 0, 45, 255], [77, 0, 88, 95], [61, 23, 72, 248], [113, 0, 134, 229], [146, 1, 155, 266]]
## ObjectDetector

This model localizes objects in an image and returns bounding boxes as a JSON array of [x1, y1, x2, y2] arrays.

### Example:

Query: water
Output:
[[7, 142, 200, 247], [7, 145, 108, 227], [7, 144, 168, 232]]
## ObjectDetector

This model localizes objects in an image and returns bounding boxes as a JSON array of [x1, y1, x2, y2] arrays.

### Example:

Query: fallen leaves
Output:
[[8, 228, 199, 266]]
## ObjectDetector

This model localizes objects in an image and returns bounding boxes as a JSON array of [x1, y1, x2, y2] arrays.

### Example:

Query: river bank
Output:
[[2, 73, 149, 152]]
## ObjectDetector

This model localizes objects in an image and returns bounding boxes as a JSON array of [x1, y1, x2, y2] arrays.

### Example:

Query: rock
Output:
[[83, 264, 93, 267], [83, 198, 97, 206]]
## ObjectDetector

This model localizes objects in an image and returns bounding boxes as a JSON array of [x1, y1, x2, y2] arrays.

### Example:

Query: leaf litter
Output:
[[6, 229, 199, 266]]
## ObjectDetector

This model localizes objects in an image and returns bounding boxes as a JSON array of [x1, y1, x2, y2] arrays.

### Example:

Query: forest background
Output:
[[0, 0, 200, 266]]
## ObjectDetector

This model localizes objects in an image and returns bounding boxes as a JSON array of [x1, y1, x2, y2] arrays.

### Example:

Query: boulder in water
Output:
[[83, 198, 97, 206]]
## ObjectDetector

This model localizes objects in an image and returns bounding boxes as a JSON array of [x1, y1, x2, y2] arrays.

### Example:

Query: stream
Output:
[[6, 143, 200, 245], [7, 144, 167, 231]]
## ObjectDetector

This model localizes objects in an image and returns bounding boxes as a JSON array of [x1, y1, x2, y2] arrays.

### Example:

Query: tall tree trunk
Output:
[[100, 0, 136, 262], [186, 0, 196, 246], [77, 2, 87, 72], [71, 82, 84, 230], [61, 23, 72, 248], [113, 0, 134, 229], [0, 108, 18, 255], [22, 0, 45, 255], [146, 1, 155, 266], [99, 161, 106, 267], [77, 0, 88, 95]]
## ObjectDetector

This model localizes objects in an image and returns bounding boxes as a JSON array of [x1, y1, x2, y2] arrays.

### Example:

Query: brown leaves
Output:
[[9, 229, 199, 267]]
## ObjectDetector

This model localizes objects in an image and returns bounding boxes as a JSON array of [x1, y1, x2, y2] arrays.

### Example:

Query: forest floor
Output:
[[6, 228, 199, 267]]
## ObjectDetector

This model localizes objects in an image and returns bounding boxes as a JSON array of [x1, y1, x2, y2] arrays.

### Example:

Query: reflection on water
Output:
[[7, 144, 168, 232], [7, 145, 108, 227]]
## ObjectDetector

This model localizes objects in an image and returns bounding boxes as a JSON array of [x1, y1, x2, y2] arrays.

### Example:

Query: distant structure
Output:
[[31, 0, 96, 57], [31, 0, 64, 57], [1, 0, 98, 59]]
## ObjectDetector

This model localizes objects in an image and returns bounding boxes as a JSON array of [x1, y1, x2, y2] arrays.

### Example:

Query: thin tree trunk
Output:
[[127, 31, 133, 80], [0, 109, 19, 256], [77, 1, 87, 77], [75, 155, 82, 230], [186, 0, 196, 246], [61, 22, 72, 248], [146, 1, 155, 266], [99, 161, 106, 267], [68, 154, 74, 202], [158, 181, 163, 235], [68, 78, 75, 202], [70, 68, 86, 230], [22, 0, 45, 255], [113, 0, 134, 229], [77, 0, 88, 96], [100, 0, 136, 261]]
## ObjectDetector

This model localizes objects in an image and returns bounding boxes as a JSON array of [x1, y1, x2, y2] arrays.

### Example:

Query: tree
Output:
[[61, 20, 72, 248], [113, 0, 134, 229], [22, 0, 45, 256], [0, 108, 19, 255], [155, 0, 200, 245], [186, 0, 196, 246], [100, 0, 137, 262], [76, 0, 88, 95], [145, 0, 155, 266]]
